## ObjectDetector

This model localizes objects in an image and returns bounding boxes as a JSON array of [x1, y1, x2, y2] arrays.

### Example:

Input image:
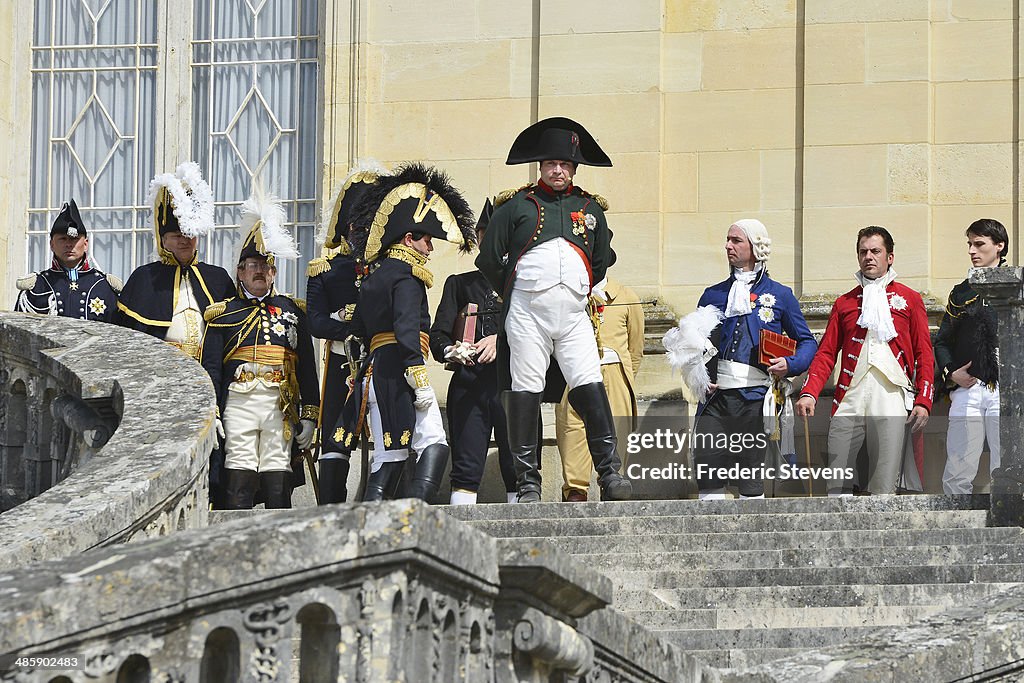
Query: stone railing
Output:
[[0, 501, 718, 683], [0, 313, 216, 569]]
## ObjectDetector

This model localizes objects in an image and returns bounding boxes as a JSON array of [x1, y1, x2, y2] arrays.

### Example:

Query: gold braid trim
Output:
[[299, 405, 319, 421], [226, 345, 297, 365], [494, 184, 531, 207], [385, 244, 434, 288], [369, 331, 430, 358], [203, 299, 230, 322], [366, 182, 464, 262], [306, 257, 330, 277], [582, 191, 610, 210]]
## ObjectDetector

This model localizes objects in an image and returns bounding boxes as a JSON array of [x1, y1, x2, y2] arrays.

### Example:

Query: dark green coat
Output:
[[474, 182, 611, 399], [475, 183, 612, 297]]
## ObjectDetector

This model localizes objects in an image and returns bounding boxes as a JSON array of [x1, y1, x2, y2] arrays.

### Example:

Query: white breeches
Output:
[[505, 284, 602, 393]]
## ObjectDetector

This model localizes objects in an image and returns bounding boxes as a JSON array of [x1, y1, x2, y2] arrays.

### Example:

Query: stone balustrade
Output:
[[0, 313, 216, 569], [0, 501, 716, 683]]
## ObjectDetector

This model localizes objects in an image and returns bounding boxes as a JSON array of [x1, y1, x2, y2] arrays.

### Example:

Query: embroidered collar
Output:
[[385, 244, 434, 288]]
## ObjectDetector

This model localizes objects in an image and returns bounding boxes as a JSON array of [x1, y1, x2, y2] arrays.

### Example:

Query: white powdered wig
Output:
[[241, 181, 300, 259], [145, 161, 216, 238], [315, 158, 390, 247], [662, 305, 726, 401]]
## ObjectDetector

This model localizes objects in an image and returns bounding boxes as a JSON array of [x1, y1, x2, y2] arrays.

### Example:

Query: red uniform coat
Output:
[[801, 281, 935, 416]]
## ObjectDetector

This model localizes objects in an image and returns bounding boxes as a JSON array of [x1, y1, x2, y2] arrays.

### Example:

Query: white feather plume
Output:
[[662, 305, 725, 401], [241, 181, 299, 259], [145, 161, 215, 238], [316, 158, 390, 248]]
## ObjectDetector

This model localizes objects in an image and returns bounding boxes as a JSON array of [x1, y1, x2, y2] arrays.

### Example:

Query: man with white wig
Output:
[[665, 219, 816, 499]]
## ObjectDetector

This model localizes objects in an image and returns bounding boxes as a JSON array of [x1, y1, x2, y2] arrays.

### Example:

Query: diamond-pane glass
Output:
[[29, 0, 157, 282], [193, 0, 320, 296]]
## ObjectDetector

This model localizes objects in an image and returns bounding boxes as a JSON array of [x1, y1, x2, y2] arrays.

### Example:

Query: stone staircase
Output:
[[445, 495, 1024, 671]]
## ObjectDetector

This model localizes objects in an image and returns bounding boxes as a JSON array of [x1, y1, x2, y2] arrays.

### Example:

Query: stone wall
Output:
[[0, 0, 32, 307], [319, 0, 1022, 319], [0, 313, 216, 569], [0, 501, 718, 682]]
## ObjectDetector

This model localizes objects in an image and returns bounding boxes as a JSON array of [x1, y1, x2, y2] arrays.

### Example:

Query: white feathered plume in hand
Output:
[[240, 180, 299, 260], [662, 305, 725, 401]]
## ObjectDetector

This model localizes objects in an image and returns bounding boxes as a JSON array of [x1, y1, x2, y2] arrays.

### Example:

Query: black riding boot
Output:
[[260, 471, 293, 509], [406, 444, 450, 503], [223, 468, 259, 510], [318, 458, 351, 505], [567, 382, 633, 501], [363, 460, 405, 501], [502, 390, 544, 503]]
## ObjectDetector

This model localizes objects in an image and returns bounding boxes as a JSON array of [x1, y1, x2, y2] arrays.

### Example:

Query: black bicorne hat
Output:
[[476, 198, 494, 233], [319, 162, 390, 250], [352, 162, 476, 263], [50, 199, 87, 238], [505, 117, 612, 167]]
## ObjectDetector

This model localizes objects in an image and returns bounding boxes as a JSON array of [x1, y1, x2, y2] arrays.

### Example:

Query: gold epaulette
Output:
[[203, 299, 230, 322], [16, 274, 37, 291], [106, 273, 124, 293], [306, 257, 330, 278], [494, 184, 531, 207], [294, 298, 307, 313], [581, 190, 609, 210]]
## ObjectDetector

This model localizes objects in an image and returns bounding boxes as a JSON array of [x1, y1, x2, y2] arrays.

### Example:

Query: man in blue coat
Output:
[[680, 219, 817, 499]]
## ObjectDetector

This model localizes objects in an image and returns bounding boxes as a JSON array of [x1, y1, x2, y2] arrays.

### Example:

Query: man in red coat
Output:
[[795, 226, 934, 494]]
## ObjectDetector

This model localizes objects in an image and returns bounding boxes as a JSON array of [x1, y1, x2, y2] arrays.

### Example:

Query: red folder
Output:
[[453, 303, 477, 344], [759, 329, 797, 366]]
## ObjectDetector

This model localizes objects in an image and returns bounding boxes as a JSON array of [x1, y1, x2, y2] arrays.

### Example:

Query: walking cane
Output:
[[803, 413, 813, 497]]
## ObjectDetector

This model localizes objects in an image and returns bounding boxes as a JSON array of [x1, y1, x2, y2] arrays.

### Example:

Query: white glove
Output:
[[444, 340, 477, 365], [405, 365, 435, 411], [413, 386, 435, 411], [215, 418, 225, 440], [296, 419, 316, 449]]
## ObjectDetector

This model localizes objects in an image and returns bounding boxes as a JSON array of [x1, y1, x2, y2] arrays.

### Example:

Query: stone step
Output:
[[689, 647, 806, 670], [464, 509, 990, 537], [625, 604, 945, 630], [597, 562, 1024, 589], [573, 543, 1024, 572], [658, 623, 889, 651], [443, 495, 989, 521], [613, 582, 1021, 611], [531, 526, 1024, 554]]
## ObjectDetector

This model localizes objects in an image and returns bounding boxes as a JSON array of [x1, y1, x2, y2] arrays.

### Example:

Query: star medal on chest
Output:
[[88, 297, 107, 315], [889, 294, 907, 311], [755, 292, 775, 323]]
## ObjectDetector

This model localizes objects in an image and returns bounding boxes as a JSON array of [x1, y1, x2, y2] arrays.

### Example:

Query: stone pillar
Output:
[[972, 267, 1024, 526]]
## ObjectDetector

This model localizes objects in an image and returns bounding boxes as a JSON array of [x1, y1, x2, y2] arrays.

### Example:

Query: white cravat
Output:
[[724, 266, 761, 318], [855, 268, 898, 343]]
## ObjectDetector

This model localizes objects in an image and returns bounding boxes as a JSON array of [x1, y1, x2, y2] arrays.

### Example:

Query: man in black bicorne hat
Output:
[[305, 161, 388, 504], [476, 116, 633, 502], [16, 199, 121, 322], [332, 162, 476, 503], [117, 162, 235, 361]]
